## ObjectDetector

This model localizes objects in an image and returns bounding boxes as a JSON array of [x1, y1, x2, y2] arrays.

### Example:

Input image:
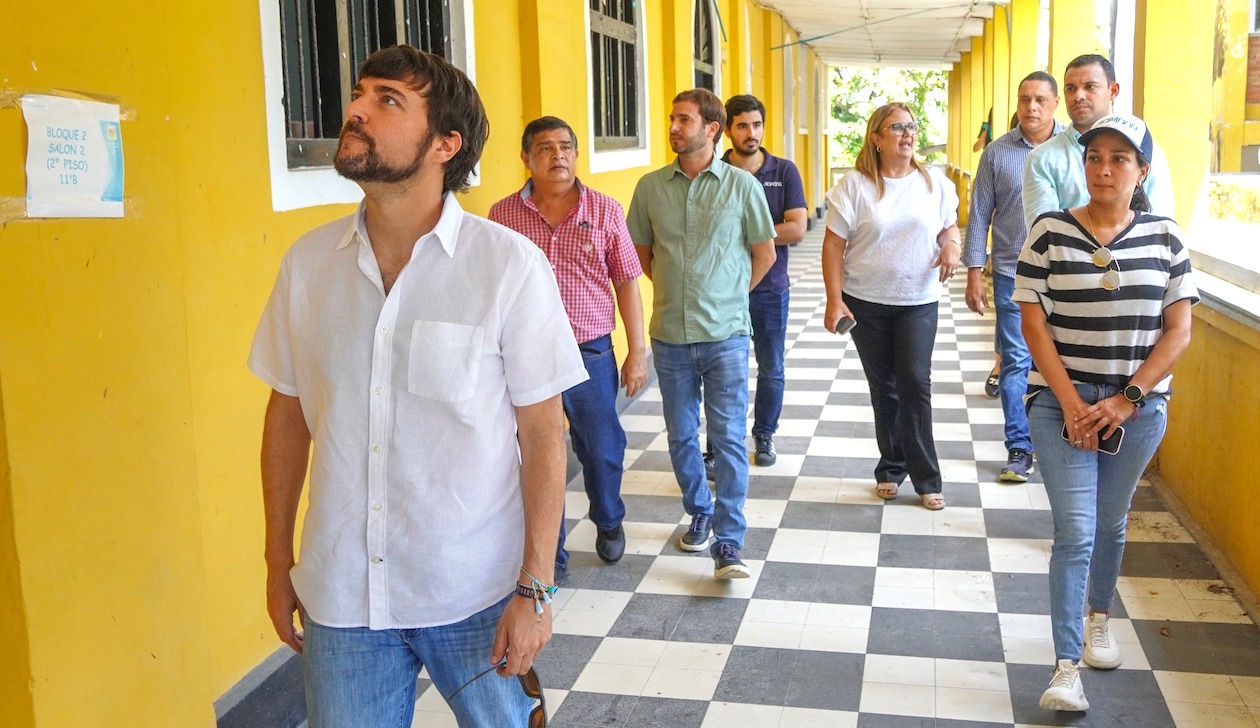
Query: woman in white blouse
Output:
[[821, 102, 961, 510]]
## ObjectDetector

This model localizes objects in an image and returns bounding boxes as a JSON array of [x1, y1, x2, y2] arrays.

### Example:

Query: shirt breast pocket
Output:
[[407, 320, 484, 402]]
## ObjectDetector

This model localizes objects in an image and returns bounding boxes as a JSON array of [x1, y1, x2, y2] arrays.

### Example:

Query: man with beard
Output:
[[717, 94, 806, 469], [249, 46, 587, 727], [627, 88, 776, 579], [1023, 54, 1174, 227], [489, 116, 647, 581]]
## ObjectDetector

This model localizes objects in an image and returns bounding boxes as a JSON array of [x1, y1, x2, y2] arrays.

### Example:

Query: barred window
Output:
[[589, 0, 642, 151], [279, 0, 449, 169], [693, 0, 716, 90]]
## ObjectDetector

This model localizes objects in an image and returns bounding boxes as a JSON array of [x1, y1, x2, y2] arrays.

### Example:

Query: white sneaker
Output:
[[1083, 612, 1123, 669], [1039, 659, 1090, 712]]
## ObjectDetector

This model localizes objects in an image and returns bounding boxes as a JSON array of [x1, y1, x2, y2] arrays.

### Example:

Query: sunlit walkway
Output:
[[411, 224, 1260, 728]]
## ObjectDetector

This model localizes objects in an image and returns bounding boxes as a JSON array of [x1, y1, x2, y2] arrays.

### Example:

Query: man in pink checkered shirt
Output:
[[489, 116, 647, 583]]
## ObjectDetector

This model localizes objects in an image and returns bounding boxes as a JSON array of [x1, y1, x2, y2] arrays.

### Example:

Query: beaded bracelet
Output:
[[515, 567, 559, 615]]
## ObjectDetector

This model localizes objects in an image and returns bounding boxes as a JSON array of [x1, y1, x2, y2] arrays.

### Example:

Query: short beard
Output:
[[334, 121, 431, 184], [730, 142, 759, 158]]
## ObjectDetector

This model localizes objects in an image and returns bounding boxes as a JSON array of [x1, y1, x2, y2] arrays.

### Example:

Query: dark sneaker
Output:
[[595, 525, 626, 564], [754, 435, 777, 466], [703, 449, 716, 482], [553, 562, 571, 588], [712, 541, 750, 579], [999, 449, 1035, 482], [679, 513, 712, 552]]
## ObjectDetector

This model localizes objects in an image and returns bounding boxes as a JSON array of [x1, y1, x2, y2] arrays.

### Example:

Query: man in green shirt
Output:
[[627, 88, 776, 579]]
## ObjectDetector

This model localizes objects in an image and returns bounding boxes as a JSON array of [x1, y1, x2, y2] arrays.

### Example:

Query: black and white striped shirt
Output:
[[1013, 210, 1198, 393]]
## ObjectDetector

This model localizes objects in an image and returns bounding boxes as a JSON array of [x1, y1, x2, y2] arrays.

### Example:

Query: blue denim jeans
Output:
[[302, 594, 533, 728], [843, 294, 942, 494], [1028, 384, 1168, 662], [992, 274, 1033, 452], [652, 336, 750, 551], [555, 334, 628, 569], [749, 287, 789, 438]]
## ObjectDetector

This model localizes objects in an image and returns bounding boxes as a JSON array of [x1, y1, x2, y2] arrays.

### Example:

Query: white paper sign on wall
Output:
[[22, 94, 125, 218]]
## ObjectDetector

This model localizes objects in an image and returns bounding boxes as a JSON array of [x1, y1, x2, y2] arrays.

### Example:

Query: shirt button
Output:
[[372, 445, 382, 454], [371, 557, 383, 564], [380, 325, 389, 334], [374, 387, 384, 396], [371, 502, 382, 511]]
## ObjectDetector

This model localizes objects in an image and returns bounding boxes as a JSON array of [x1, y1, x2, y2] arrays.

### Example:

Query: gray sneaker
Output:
[[999, 449, 1034, 482], [679, 513, 712, 552], [713, 541, 750, 579]]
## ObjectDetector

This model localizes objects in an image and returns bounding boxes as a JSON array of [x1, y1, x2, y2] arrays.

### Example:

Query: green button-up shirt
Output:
[[626, 157, 776, 345]]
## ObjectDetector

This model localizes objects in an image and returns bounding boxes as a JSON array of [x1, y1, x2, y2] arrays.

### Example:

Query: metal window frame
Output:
[[589, 2, 641, 151], [281, 0, 450, 169]]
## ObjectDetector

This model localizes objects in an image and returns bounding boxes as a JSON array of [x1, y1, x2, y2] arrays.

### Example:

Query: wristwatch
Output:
[[1122, 383, 1145, 405]]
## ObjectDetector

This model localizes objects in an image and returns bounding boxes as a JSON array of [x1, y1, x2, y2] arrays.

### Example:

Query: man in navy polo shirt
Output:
[[717, 94, 807, 467]]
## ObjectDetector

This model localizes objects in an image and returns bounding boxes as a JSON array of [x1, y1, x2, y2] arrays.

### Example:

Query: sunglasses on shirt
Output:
[[449, 662, 547, 728], [1092, 245, 1121, 291]]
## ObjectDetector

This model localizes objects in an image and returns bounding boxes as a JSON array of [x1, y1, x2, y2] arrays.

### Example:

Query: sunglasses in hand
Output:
[[449, 661, 547, 727]]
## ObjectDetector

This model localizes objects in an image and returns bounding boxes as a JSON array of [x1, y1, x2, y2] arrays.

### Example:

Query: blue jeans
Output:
[[1028, 384, 1168, 662], [992, 274, 1033, 452], [844, 294, 942, 494], [749, 287, 789, 438], [556, 335, 628, 569], [652, 336, 750, 551], [302, 594, 533, 728]]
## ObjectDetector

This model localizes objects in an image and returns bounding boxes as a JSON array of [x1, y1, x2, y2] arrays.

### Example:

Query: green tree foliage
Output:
[[830, 66, 948, 167]]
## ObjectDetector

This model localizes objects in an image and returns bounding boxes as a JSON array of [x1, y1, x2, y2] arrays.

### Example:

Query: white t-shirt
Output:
[[825, 166, 959, 306], [249, 195, 588, 630]]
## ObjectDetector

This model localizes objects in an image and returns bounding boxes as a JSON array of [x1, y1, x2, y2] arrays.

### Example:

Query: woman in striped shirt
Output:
[[1013, 115, 1197, 713]]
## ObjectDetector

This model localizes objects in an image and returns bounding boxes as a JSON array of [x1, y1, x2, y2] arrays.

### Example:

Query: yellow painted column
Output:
[[1048, 0, 1097, 80], [948, 64, 961, 182], [983, 16, 997, 144], [991, 6, 1012, 138], [0, 381, 34, 728], [1008, 0, 1041, 79], [1211, 0, 1250, 173], [969, 36, 985, 173], [1133, 0, 1214, 225]]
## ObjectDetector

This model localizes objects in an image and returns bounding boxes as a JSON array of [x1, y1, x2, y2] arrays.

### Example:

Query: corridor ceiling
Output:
[[758, 0, 1006, 69]]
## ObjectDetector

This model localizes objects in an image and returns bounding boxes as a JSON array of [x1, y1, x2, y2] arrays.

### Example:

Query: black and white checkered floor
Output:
[[413, 225, 1260, 727]]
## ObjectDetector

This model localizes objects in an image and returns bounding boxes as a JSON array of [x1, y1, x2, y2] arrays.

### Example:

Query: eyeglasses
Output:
[[1092, 246, 1122, 291], [881, 122, 918, 135], [449, 663, 547, 727]]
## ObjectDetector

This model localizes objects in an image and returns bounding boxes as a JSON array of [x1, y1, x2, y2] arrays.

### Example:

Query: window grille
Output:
[[694, 0, 716, 90], [589, 0, 641, 151], [279, 0, 449, 168]]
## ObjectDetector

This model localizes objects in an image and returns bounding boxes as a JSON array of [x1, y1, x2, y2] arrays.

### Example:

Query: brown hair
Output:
[[673, 88, 726, 145], [358, 45, 489, 194], [853, 102, 932, 199]]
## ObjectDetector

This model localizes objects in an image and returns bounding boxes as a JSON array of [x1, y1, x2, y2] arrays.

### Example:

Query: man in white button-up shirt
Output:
[[249, 46, 587, 728]]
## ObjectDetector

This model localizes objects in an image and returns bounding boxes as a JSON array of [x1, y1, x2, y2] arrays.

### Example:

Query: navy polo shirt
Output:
[[721, 147, 807, 291]]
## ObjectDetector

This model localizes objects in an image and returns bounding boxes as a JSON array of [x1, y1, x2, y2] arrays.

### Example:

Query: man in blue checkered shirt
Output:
[[963, 71, 1065, 483]]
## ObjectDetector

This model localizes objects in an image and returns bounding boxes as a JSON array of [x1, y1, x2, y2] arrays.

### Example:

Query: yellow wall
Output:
[[0, 0, 828, 725], [0, 381, 34, 727], [1048, 0, 1097, 126], [1159, 309, 1260, 593]]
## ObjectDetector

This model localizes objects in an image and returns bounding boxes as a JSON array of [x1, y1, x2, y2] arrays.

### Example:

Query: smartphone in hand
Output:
[[1061, 423, 1124, 454], [834, 316, 856, 335]]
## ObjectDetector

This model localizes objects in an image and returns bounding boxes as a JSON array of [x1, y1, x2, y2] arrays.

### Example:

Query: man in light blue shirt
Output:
[[628, 88, 776, 580], [1023, 54, 1175, 229], [965, 71, 1065, 483]]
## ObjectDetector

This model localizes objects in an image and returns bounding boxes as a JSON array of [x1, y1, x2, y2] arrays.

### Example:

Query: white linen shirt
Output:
[[825, 166, 959, 306], [249, 194, 588, 630]]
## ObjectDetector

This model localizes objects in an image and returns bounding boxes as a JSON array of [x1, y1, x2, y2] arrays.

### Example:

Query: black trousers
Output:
[[844, 293, 942, 495]]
